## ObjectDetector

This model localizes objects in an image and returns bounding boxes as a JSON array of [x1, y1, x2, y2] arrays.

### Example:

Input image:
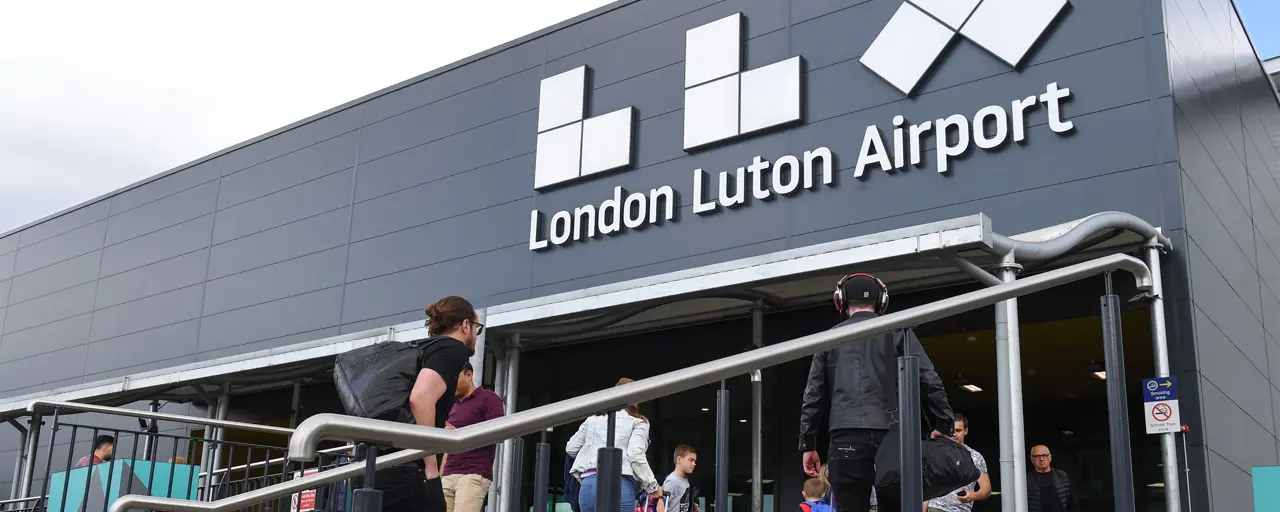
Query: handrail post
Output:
[[7, 420, 27, 503], [533, 430, 551, 512], [898, 356, 922, 512], [352, 444, 381, 512], [597, 410, 622, 512], [750, 304, 764, 512], [18, 413, 40, 501]]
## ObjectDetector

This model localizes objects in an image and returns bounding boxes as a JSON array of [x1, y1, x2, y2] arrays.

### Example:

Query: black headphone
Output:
[[833, 273, 889, 315]]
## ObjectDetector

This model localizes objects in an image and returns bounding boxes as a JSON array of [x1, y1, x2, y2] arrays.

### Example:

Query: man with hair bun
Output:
[[375, 296, 483, 512]]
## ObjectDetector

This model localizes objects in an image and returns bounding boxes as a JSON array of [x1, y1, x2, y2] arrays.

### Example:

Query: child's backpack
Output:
[[799, 499, 831, 512], [635, 491, 669, 512]]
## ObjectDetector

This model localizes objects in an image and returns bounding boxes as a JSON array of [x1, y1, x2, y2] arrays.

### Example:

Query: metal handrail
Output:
[[27, 400, 294, 436], [201, 444, 355, 478], [111, 252, 1152, 512], [0, 497, 41, 506]]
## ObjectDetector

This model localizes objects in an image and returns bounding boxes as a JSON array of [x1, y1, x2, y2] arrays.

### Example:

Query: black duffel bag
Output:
[[333, 337, 443, 423], [874, 427, 981, 501]]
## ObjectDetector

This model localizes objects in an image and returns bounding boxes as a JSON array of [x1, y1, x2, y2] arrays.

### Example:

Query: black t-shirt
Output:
[[415, 336, 473, 429]]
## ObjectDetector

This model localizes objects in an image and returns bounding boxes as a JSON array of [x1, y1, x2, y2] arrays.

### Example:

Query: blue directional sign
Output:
[[1142, 376, 1178, 402], [1142, 376, 1180, 434]]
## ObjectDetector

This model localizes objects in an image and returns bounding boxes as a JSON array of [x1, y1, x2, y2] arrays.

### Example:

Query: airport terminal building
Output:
[[2, 0, 1279, 511]]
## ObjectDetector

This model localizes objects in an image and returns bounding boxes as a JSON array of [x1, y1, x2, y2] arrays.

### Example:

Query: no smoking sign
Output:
[[1142, 377, 1181, 434]]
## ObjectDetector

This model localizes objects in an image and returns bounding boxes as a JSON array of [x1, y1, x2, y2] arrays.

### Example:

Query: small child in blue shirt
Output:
[[799, 477, 831, 512]]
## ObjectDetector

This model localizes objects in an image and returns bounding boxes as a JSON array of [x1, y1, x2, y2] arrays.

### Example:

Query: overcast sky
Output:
[[0, 1, 1276, 234], [0, 0, 613, 233]]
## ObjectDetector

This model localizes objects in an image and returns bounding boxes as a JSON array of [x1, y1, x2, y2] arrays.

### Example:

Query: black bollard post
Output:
[[352, 444, 382, 512], [716, 383, 730, 512], [899, 356, 922, 512], [534, 430, 551, 512], [597, 411, 623, 512], [509, 437, 526, 512], [1102, 273, 1137, 512]]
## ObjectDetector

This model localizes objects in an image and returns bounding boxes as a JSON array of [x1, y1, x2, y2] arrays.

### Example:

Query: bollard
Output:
[[716, 384, 730, 512], [534, 431, 551, 512], [351, 444, 382, 512], [509, 437, 526, 512], [596, 411, 623, 512], [898, 355, 922, 512]]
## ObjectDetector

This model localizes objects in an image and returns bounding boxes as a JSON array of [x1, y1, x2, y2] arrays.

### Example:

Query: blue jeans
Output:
[[579, 473, 637, 512]]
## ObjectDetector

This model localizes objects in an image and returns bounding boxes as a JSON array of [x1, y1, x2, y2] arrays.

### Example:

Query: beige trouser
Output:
[[443, 474, 492, 512]]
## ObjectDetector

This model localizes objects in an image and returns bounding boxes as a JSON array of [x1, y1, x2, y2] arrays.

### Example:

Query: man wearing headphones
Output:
[[798, 273, 955, 512]]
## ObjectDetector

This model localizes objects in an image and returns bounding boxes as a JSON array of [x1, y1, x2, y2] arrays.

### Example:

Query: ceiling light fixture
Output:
[[701, 408, 710, 412], [739, 419, 747, 423], [954, 375, 983, 393], [1088, 361, 1107, 380]]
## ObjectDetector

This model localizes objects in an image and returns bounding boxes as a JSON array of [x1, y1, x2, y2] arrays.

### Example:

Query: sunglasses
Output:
[[468, 319, 485, 336]]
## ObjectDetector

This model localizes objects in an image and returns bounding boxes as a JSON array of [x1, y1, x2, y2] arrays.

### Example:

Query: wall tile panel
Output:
[[94, 249, 208, 310], [8, 251, 100, 305], [16, 202, 109, 250], [218, 131, 359, 209], [110, 159, 222, 216], [206, 208, 349, 280], [211, 169, 353, 244], [12, 221, 106, 276], [202, 247, 347, 316], [2, 282, 96, 334], [89, 284, 204, 342], [197, 286, 343, 353], [0, 313, 92, 364], [105, 181, 219, 246], [99, 215, 214, 278]]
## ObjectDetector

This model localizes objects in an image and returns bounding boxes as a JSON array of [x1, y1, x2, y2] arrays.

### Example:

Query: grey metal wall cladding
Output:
[[1163, 0, 1280, 508], [8, 251, 99, 304], [16, 201, 108, 250], [0, 281, 8, 309], [212, 168, 354, 244], [93, 249, 209, 310], [12, 220, 105, 276], [218, 131, 359, 210], [207, 207, 350, 280], [353, 111, 537, 203], [196, 286, 342, 353], [0, 0, 1250, 439], [83, 319, 201, 375], [220, 107, 363, 175], [109, 158, 222, 216], [0, 251, 15, 281], [0, 235, 17, 256], [104, 181, 219, 246], [0, 313, 92, 364], [3, 282, 95, 334], [99, 215, 214, 277]]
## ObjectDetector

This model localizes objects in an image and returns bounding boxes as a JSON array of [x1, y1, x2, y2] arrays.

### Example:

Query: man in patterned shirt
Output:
[[926, 414, 990, 512]]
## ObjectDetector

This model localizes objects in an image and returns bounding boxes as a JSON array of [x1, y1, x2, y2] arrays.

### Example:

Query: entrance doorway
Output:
[[513, 273, 1164, 512]]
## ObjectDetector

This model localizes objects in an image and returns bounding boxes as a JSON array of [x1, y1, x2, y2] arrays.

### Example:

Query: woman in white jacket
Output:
[[567, 378, 662, 512]]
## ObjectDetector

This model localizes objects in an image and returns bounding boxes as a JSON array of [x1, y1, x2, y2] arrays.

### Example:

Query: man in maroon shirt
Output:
[[74, 435, 115, 468], [441, 362, 505, 512]]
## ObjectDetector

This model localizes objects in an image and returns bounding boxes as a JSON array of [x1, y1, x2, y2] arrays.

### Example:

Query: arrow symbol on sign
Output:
[[1160, 381, 1173, 389]]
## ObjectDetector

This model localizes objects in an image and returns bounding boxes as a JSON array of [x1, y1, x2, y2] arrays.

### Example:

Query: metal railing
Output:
[[106, 252, 1153, 512]]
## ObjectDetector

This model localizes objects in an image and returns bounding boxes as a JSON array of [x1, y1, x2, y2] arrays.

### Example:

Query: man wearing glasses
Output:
[[1027, 445, 1078, 512]]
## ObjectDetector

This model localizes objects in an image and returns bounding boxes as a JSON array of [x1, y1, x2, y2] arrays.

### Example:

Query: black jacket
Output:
[[798, 312, 954, 451], [1028, 468, 1078, 512]]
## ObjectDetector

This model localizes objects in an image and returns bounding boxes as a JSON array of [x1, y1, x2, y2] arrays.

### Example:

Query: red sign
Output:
[[290, 469, 319, 512]]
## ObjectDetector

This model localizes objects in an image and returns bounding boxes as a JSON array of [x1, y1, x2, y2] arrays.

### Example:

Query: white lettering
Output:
[[803, 147, 834, 187], [935, 114, 970, 174], [855, 126, 892, 178], [623, 190, 648, 229], [573, 204, 596, 240], [693, 169, 718, 215], [649, 186, 675, 223], [892, 115, 906, 169], [719, 167, 746, 208], [909, 121, 933, 166], [550, 211, 572, 245], [599, 186, 623, 235], [1040, 82, 1073, 133], [1011, 95, 1037, 143], [748, 156, 772, 200], [529, 210, 548, 251], [772, 155, 802, 195], [972, 105, 1008, 150]]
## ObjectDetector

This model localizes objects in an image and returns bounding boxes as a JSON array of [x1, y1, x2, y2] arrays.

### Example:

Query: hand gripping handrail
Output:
[[110, 253, 1151, 512]]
